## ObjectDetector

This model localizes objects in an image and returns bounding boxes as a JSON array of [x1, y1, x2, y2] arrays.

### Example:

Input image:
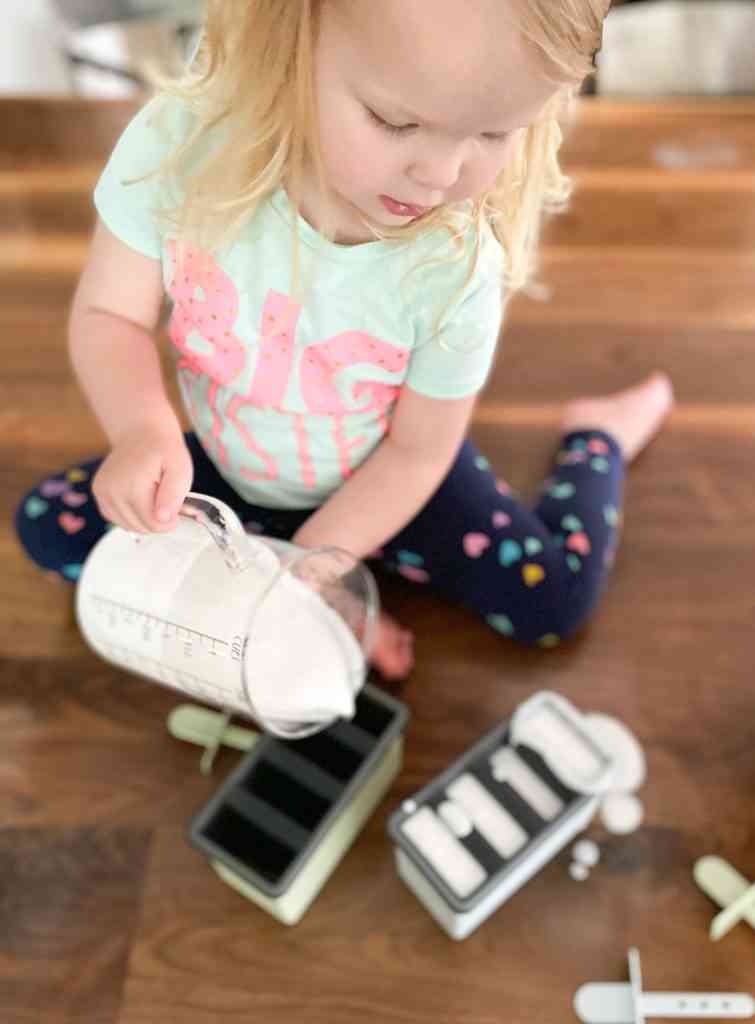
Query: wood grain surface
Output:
[[2, 96, 754, 1024]]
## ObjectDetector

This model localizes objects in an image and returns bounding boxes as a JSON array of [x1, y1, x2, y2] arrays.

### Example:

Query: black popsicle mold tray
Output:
[[190, 683, 409, 897]]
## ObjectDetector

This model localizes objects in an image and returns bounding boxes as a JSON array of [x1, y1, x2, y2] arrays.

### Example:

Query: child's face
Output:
[[311, 0, 562, 243]]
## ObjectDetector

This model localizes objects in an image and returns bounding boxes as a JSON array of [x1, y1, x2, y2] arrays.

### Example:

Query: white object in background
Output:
[[490, 747, 565, 821], [584, 714, 647, 794], [599, 1, 755, 96], [391, 691, 609, 941], [400, 807, 487, 899], [394, 792, 598, 941], [509, 691, 614, 796], [446, 774, 528, 859], [599, 793, 644, 836], [573, 839, 601, 868], [2, 0, 71, 94], [76, 492, 378, 739], [65, 21, 141, 98], [437, 800, 473, 839], [575, 947, 755, 1023], [694, 856, 755, 942], [65, 18, 192, 98]]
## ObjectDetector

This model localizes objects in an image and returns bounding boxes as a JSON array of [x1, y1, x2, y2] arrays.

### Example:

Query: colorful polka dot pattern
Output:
[[459, 432, 622, 646], [19, 469, 91, 582], [16, 431, 624, 656]]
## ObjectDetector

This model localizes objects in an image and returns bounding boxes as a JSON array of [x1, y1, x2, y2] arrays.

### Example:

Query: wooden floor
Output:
[[3, 96, 755, 1023]]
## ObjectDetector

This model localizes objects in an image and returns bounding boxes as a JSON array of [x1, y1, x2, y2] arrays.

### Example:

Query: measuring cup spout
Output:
[[180, 493, 253, 573]]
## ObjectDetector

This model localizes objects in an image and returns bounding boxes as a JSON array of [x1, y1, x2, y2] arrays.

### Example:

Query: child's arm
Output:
[[70, 219, 176, 442], [292, 386, 478, 560], [69, 220, 192, 531]]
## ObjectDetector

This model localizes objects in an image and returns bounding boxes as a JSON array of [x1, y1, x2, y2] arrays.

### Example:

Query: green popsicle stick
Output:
[[694, 855, 755, 941], [167, 704, 259, 774]]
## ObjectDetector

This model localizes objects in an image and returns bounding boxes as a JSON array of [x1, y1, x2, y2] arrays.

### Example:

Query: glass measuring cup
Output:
[[76, 493, 379, 738]]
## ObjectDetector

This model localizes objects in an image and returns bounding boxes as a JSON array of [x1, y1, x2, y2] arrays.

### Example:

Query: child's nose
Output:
[[407, 146, 465, 195]]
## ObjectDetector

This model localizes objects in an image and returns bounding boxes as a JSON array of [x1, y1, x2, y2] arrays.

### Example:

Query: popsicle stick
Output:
[[694, 856, 755, 940], [711, 884, 755, 942], [167, 703, 259, 773], [575, 948, 755, 1023]]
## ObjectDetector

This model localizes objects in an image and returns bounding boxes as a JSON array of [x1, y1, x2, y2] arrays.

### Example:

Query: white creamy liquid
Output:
[[244, 568, 363, 723]]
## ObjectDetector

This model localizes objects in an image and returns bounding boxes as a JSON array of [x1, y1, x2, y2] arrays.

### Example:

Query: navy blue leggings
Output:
[[15, 429, 624, 649]]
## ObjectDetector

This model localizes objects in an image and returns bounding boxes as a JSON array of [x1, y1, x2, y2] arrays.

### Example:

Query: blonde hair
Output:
[[151, 0, 609, 308]]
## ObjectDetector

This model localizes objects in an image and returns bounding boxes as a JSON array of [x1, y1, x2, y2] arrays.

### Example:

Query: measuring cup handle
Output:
[[179, 493, 251, 573]]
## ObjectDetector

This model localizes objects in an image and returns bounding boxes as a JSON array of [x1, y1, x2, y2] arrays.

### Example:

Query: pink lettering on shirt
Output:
[[300, 333, 407, 480], [167, 242, 247, 467], [167, 242, 247, 383], [226, 291, 302, 483], [168, 247, 411, 493]]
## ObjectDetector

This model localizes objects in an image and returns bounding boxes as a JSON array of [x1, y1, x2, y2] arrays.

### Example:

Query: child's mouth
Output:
[[379, 195, 431, 218]]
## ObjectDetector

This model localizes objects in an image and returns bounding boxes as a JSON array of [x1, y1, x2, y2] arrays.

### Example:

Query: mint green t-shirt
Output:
[[94, 97, 506, 509]]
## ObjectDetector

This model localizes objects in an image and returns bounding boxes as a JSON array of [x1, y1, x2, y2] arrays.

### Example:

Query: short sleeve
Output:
[[94, 96, 189, 260], [406, 224, 505, 400]]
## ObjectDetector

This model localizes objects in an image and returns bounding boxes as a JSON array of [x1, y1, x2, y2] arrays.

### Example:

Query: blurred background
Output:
[[2, 0, 201, 97], [3, 0, 755, 98]]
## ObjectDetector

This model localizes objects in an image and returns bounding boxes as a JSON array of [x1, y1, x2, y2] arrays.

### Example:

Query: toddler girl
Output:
[[16, 0, 673, 680]]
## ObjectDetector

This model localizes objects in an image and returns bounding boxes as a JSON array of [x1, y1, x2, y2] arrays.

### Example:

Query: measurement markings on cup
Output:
[[91, 596, 237, 660], [87, 596, 249, 707]]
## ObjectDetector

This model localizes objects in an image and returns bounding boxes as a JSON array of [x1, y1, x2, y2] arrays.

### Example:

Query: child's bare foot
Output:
[[369, 611, 414, 680], [560, 371, 674, 462]]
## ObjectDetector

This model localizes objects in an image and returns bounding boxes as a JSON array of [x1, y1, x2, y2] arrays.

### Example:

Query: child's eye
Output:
[[365, 106, 417, 136], [365, 105, 512, 144]]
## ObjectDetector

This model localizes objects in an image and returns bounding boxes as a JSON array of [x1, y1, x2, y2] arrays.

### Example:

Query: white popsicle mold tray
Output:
[[387, 691, 617, 940]]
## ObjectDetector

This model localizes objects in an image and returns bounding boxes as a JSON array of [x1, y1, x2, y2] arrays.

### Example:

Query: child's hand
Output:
[[92, 424, 193, 533]]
